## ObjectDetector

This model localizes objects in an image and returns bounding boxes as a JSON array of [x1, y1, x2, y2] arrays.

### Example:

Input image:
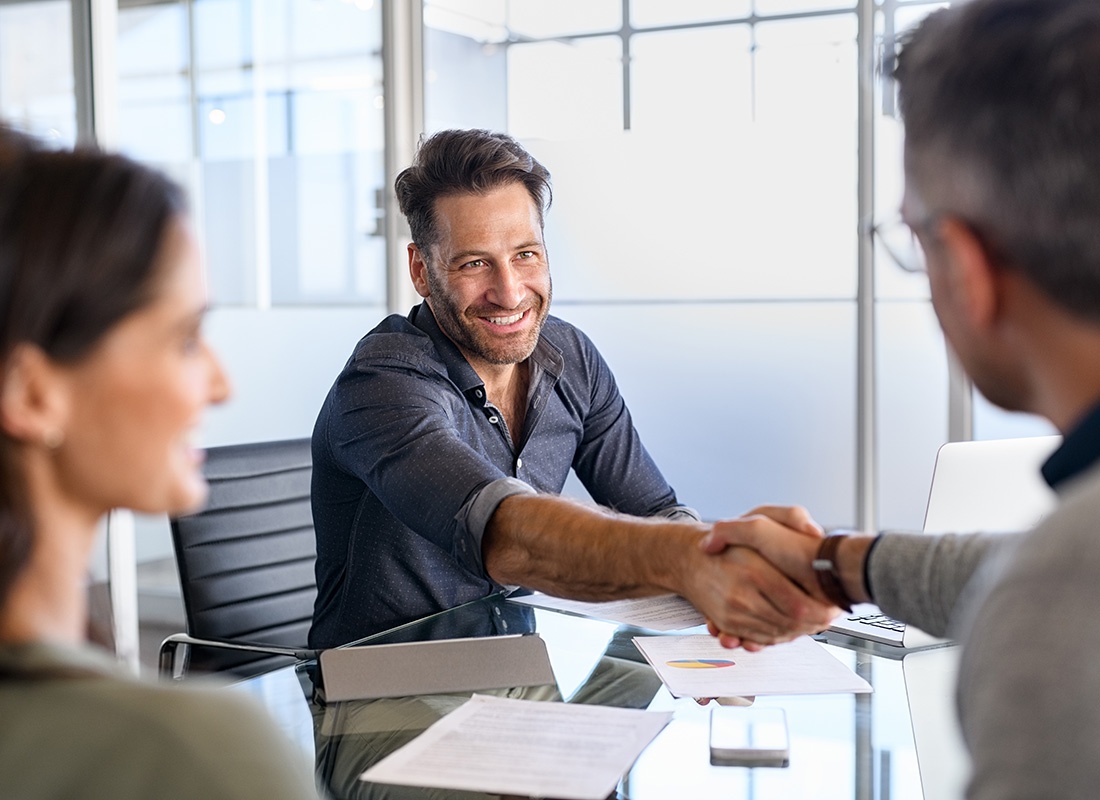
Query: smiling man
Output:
[[308, 129, 833, 649]]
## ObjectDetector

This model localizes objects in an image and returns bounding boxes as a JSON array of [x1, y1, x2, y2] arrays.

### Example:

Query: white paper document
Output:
[[633, 634, 873, 698], [508, 592, 707, 631], [358, 694, 672, 800]]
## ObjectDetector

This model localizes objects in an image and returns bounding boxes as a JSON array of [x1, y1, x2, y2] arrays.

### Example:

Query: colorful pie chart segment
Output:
[[665, 658, 736, 669]]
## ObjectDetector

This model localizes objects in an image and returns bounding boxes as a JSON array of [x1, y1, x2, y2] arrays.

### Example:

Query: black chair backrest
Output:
[[170, 437, 316, 675]]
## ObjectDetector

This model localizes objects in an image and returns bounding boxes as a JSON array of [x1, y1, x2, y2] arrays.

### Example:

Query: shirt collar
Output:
[[409, 301, 484, 395], [1041, 401, 1100, 489]]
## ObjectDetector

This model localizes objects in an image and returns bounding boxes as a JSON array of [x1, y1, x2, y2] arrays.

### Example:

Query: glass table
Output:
[[232, 594, 938, 799]]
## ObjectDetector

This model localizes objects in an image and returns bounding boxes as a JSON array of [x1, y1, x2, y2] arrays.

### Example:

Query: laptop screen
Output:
[[921, 435, 1060, 535]]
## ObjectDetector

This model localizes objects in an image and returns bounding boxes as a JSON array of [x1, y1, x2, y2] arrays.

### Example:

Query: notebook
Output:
[[826, 435, 1060, 649]]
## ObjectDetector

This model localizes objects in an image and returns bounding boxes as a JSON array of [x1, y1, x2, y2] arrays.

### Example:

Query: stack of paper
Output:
[[360, 694, 672, 799], [508, 592, 707, 631]]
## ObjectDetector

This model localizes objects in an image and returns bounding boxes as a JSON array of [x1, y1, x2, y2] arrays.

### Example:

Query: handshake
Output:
[[685, 506, 878, 652]]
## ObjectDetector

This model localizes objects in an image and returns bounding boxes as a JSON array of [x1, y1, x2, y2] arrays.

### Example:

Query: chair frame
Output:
[[157, 437, 319, 680]]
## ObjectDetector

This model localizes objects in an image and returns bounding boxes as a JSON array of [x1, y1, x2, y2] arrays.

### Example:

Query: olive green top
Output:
[[0, 640, 320, 800]]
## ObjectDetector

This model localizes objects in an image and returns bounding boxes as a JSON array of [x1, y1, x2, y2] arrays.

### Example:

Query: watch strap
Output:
[[812, 533, 854, 612]]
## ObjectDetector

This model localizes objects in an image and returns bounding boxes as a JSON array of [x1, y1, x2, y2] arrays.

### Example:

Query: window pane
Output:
[[424, 25, 507, 132], [631, 25, 753, 134], [874, 83, 929, 300], [426, 0, 619, 41], [117, 5, 191, 163], [876, 301, 948, 531], [531, 125, 855, 302], [755, 0, 855, 15], [973, 394, 1058, 441], [506, 0, 620, 38], [631, 0, 751, 28], [754, 15, 857, 124], [0, 0, 76, 144], [117, 0, 385, 308], [508, 37, 622, 139], [559, 302, 857, 527], [424, 0, 509, 43]]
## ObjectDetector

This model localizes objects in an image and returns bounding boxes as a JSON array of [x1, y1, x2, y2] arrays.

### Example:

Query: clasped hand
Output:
[[689, 505, 839, 651]]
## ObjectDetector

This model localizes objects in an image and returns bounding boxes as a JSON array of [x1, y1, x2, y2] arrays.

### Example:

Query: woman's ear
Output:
[[0, 344, 71, 447]]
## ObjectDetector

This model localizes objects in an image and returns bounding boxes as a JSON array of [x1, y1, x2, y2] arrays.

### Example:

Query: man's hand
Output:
[[698, 505, 878, 648], [678, 532, 836, 652], [702, 506, 827, 601], [692, 506, 837, 650]]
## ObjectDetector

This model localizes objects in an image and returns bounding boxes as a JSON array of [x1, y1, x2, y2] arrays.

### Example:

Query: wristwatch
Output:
[[812, 533, 854, 612]]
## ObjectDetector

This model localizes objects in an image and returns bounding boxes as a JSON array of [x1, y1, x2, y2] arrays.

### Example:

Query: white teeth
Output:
[[487, 312, 523, 325]]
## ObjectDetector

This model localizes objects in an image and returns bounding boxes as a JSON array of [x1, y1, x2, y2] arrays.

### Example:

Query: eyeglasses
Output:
[[872, 215, 928, 274]]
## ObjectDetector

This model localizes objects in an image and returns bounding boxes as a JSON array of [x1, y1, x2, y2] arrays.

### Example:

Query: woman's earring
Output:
[[42, 428, 64, 450]]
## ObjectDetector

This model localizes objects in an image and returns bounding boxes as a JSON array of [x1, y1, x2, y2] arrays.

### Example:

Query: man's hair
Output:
[[896, 0, 1100, 321], [394, 129, 552, 252]]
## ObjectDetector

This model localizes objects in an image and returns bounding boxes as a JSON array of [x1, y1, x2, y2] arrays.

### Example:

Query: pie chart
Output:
[[665, 658, 736, 669]]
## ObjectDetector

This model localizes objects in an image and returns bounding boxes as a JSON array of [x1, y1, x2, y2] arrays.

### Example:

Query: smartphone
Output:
[[709, 706, 790, 768]]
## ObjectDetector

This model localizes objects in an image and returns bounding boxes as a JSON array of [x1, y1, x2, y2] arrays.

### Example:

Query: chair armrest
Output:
[[157, 633, 319, 680]]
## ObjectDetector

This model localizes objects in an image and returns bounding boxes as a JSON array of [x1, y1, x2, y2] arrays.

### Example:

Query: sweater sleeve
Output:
[[866, 531, 1014, 637]]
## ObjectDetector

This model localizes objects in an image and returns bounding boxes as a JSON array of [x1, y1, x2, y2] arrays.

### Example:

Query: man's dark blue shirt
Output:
[[309, 302, 695, 649]]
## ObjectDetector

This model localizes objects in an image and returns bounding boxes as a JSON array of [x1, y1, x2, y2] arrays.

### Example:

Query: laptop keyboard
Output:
[[845, 612, 906, 632]]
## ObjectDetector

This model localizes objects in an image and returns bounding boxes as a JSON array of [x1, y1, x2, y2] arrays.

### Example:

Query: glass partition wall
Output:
[[0, 0, 78, 143], [116, 0, 387, 307]]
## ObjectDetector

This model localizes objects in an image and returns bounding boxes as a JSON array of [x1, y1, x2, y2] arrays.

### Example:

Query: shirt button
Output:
[[516, 458, 523, 469], [488, 415, 499, 424], [474, 389, 484, 398]]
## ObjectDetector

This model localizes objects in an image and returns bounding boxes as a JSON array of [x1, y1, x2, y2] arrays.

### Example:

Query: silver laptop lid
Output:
[[921, 435, 1059, 534]]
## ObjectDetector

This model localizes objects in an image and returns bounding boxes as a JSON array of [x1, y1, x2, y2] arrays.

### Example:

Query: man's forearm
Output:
[[484, 493, 707, 600], [484, 494, 836, 645]]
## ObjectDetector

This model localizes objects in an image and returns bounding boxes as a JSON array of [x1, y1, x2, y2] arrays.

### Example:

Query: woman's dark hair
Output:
[[394, 129, 552, 253], [0, 125, 186, 607]]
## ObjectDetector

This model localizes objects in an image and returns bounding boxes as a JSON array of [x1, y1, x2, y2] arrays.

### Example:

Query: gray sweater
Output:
[[868, 462, 1100, 799]]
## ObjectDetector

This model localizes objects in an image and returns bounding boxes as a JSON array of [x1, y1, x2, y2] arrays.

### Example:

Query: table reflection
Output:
[[308, 595, 661, 800]]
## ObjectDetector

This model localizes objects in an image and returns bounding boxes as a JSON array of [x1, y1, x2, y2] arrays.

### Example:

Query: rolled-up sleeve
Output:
[[454, 477, 538, 578]]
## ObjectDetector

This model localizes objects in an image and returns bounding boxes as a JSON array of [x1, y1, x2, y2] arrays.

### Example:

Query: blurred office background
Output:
[[1, 0, 1053, 569]]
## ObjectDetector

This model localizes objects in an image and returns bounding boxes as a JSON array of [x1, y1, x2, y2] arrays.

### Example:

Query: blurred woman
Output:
[[0, 126, 319, 799]]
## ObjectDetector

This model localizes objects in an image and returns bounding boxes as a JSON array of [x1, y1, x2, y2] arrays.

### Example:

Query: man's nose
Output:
[[488, 264, 525, 309]]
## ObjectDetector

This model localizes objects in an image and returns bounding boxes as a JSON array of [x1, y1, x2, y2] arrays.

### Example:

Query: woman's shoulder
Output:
[[0, 658, 319, 800]]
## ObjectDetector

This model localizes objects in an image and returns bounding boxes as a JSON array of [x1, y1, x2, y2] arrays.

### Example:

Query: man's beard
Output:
[[426, 270, 552, 366]]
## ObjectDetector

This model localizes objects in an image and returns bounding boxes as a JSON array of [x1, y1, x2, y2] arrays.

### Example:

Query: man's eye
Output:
[[462, 259, 485, 269]]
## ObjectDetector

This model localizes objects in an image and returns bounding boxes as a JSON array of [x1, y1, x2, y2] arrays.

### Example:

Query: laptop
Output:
[[826, 435, 1060, 649]]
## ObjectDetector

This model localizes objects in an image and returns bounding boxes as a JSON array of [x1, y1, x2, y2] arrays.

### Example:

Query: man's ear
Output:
[[0, 344, 71, 446], [409, 244, 431, 299], [936, 217, 1004, 333]]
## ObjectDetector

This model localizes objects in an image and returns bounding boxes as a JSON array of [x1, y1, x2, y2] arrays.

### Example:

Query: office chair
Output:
[[158, 437, 319, 679]]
